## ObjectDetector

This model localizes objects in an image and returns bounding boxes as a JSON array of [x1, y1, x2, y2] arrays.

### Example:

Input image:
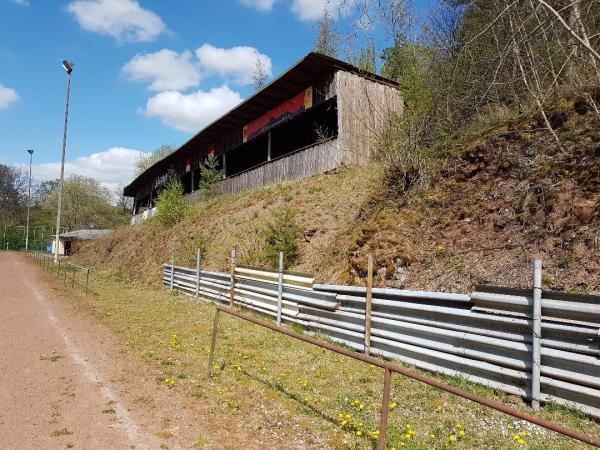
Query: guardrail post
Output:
[[195, 248, 201, 298], [377, 367, 392, 450], [276, 252, 284, 326], [170, 250, 175, 291], [532, 259, 542, 410], [364, 255, 373, 355], [229, 248, 236, 307], [207, 308, 221, 376]]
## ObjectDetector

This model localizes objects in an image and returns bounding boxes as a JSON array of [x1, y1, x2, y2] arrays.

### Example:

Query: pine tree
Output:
[[199, 154, 224, 197]]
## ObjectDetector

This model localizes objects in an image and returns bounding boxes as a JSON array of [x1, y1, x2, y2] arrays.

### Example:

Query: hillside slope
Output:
[[79, 101, 599, 293]]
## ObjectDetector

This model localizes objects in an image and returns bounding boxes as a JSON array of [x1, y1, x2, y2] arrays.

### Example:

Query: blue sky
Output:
[[0, 0, 434, 191]]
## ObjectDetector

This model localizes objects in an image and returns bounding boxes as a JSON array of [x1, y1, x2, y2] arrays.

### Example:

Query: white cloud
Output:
[[291, 0, 342, 21], [30, 147, 147, 192], [0, 84, 19, 109], [67, 0, 166, 43], [143, 85, 243, 133], [195, 43, 272, 85], [239, 0, 276, 11], [10, 0, 30, 6], [121, 49, 200, 91]]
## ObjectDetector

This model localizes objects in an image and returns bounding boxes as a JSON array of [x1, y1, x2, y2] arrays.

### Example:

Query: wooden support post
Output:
[[267, 131, 272, 162], [276, 252, 284, 326], [207, 308, 221, 376], [229, 248, 236, 307], [377, 368, 392, 450], [170, 250, 175, 291], [532, 259, 542, 410], [195, 248, 201, 298], [85, 269, 89, 295], [364, 255, 373, 355], [72, 266, 76, 287]]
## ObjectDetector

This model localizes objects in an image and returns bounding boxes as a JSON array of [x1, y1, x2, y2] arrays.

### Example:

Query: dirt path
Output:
[[0, 251, 227, 450]]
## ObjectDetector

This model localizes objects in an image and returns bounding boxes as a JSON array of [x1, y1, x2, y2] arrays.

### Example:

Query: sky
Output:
[[0, 0, 434, 193]]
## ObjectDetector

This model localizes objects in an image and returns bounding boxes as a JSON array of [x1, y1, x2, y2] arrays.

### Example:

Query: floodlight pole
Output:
[[25, 149, 34, 250], [54, 61, 73, 263]]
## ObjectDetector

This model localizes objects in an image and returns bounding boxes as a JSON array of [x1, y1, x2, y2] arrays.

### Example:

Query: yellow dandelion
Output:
[[345, 414, 352, 419], [449, 435, 457, 442], [399, 443, 406, 447], [513, 434, 520, 440], [436, 406, 443, 411], [338, 413, 344, 419], [406, 423, 413, 429], [430, 434, 436, 439], [520, 431, 527, 437], [356, 431, 362, 436], [341, 420, 348, 426], [359, 403, 365, 410], [517, 438, 525, 445], [458, 430, 465, 437], [389, 401, 398, 410], [455, 424, 462, 429]]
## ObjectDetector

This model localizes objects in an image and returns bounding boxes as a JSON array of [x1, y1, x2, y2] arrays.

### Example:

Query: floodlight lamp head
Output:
[[62, 60, 74, 74]]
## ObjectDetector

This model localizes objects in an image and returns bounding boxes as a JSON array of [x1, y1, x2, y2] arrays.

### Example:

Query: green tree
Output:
[[135, 145, 176, 175], [315, 8, 339, 58], [42, 175, 128, 230], [262, 206, 301, 269], [358, 40, 377, 73], [199, 154, 224, 197], [0, 164, 27, 223], [155, 177, 191, 226]]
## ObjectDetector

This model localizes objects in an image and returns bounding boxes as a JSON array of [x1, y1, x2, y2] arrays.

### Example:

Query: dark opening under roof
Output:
[[124, 52, 399, 197]]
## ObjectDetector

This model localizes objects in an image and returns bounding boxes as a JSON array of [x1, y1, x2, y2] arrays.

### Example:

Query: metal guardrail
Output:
[[163, 257, 600, 421], [25, 251, 90, 294], [209, 306, 600, 449]]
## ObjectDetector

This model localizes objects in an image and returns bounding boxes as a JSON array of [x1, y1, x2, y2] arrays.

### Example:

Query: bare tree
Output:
[[251, 57, 268, 91]]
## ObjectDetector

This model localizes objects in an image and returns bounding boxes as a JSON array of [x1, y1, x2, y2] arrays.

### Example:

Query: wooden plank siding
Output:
[[335, 71, 404, 165], [186, 138, 344, 201]]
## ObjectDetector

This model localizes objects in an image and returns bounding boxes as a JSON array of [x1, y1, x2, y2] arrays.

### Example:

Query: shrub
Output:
[[199, 154, 224, 197], [262, 206, 301, 269], [155, 177, 191, 226]]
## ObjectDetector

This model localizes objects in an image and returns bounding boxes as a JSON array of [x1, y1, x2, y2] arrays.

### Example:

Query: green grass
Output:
[[64, 271, 597, 449]]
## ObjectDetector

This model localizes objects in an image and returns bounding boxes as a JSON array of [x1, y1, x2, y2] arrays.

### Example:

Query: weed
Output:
[[51, 428, 73, 437], [191, 391, 205, 400], [102, 408, 116, 414], [155, 431, 174, 439]]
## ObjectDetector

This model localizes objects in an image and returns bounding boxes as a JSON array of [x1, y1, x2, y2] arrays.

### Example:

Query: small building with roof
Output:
[[51, 229, 113, 256], [124, 52, 403, 224]]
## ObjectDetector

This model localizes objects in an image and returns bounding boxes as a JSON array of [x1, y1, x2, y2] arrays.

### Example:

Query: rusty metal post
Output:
[[170, 250, 175, 291], [195, 247, 201, 298], [85, 269, 89, 295], [364, 255, 373, 355], [72, 266, 76, 287], [276, 251, 284, 326], [532, 259, 542, 410], [229, 248, 236, 307], [207, 308, 221, 376], [377, 368, 392, 450], [57, 260, 61, 277]]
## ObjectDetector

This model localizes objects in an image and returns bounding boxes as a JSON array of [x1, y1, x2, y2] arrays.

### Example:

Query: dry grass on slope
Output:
[[78, 165, 378, 286]]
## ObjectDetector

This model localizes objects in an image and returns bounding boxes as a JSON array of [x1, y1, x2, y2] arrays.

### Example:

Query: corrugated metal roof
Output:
[[59, 229, 113, 240], [123, 52, 399, 197]]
